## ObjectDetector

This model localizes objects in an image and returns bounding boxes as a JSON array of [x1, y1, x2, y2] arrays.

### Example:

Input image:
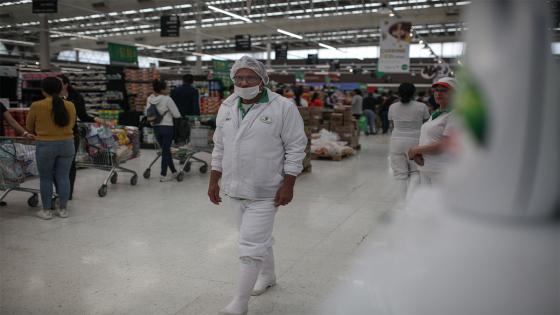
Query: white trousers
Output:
[[389, 137, 420, 180], [230, 198, 278, 260], [420, 171, 441, 186]]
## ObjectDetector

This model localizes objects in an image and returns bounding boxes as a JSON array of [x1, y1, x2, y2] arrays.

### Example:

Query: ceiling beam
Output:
[[47, 6, 464, 53]]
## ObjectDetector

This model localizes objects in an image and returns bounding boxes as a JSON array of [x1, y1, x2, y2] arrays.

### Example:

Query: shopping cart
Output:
[[76, 123, 140, 197], [143, 124, 212, 181], [0, 137, 57, 208]]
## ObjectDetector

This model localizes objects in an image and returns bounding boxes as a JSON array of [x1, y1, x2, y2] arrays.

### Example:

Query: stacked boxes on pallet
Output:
[[124, 69, 161, 112], [331, 107, 360, 149]]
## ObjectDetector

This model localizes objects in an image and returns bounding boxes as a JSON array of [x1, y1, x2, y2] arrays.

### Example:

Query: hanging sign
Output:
[[235, 35, 252, 51], [378, 19, 412, 73], [161, 15, 180, 37], [32, 0, 57, 13], [275, 43, 288, 62]]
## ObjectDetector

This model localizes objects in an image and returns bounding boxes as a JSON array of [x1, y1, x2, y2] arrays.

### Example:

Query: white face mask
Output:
[[235, 85, 261, 100]]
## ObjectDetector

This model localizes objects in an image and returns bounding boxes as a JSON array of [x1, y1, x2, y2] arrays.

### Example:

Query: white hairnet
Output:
[[230, 55, 269, 85]]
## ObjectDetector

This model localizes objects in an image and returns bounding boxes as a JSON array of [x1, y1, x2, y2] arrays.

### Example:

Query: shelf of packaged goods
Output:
[[67, 79, 107, 82]]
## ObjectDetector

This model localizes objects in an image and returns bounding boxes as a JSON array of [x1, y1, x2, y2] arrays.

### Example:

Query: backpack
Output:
[[146, 103, 168, 126]]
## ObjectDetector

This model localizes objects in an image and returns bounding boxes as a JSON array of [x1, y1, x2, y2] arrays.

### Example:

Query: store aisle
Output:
[[0, 135, 399, 315]]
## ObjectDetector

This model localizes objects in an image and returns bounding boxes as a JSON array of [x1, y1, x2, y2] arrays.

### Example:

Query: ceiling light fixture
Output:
[[318, 42, 337, 51], [135, 43, 172, 52], [208, 5, 252, 23], [0, 38, 35, 46], [157, 57, 182, 64], [50, 30, 98, 40], [277, 28, 303, 40]]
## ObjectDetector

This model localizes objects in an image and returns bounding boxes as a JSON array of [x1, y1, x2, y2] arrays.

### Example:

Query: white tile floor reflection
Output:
[[0, 135, 399, 315]]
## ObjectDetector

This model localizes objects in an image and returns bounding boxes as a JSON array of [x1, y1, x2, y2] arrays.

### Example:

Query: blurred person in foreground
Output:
[[408, 77, 458, 185], [208, 56, 307, 315], [389, 83, 430, 200]]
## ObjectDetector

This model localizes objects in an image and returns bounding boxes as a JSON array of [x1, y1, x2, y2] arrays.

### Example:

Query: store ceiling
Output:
[[0, 0, 557, 62]]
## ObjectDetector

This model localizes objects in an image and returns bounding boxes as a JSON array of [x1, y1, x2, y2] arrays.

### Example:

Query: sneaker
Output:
[[159, 174, 175, 182], [56, 208, 69, 218], [36, 209, 53, 220]]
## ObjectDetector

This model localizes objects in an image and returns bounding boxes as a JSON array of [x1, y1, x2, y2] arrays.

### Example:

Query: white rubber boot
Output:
[[406, 173, 420, 202], [396, 179, 408, 201], [219, 257, 262, 315], [252, 247, 276, 296]]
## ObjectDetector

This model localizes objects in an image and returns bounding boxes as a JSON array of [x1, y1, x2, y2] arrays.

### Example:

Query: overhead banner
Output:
[[378, 19, 412, 73]]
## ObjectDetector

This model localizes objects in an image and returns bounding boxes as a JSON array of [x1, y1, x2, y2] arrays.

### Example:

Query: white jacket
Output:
[[145, 94, 181, 126], [212, 88, 307, 200]]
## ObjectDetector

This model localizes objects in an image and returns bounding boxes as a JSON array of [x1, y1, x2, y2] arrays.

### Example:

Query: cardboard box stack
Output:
[[3, 109, 29, 137], [297, 107, 313, 173], [330, 107, 360, 149], [124, 69, 161, 112]]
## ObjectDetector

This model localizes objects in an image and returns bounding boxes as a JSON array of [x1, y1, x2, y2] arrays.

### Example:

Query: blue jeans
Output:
[[36, 139, 75, 210], [154, 126, 176, 176], [363, 109, 377, 134]]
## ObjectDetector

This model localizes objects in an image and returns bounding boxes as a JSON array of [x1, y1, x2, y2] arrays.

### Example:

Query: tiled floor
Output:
[[0, 134, 399, 315]]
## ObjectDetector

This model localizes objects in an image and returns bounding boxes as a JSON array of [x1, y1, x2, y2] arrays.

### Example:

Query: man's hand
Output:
[[275, 175, 296, 207], [23, 132, 35, 140], [407, 147, 419, 160], [413, 154, 424, 166], [408, 146, 424, 166], [208, 170, 222, 205]]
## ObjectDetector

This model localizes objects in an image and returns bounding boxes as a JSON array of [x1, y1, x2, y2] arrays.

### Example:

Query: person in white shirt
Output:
[[389, 83, 430, 201], [209, 56, 307, 315], [145, 80, 181, 182], [408, 77, 458, 185]]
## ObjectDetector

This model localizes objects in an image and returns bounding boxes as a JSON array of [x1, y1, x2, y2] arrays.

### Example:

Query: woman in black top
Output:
[[57, 74, 99, 200]]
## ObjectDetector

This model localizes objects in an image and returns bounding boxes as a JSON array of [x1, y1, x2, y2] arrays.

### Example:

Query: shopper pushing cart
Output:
[[143, 117, 212, 181]]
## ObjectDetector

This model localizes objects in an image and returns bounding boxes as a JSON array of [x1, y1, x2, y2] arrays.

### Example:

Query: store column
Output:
[[39, 14, 50, 71], [194, 0, 202, 75], [266, 33, 272, 68]]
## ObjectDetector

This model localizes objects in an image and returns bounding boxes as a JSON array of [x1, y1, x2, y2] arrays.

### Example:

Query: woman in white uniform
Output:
[[389, 83, 430, 201], [209, 56, 307, 315], [408, 77, 457, 185]]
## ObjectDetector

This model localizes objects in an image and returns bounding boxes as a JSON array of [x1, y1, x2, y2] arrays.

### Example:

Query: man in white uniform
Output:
[[408, 77, 457, 184], [208, 56, 307, 315]]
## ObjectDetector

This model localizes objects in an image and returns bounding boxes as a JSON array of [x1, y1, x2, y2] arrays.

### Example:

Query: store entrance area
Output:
[[0, 135, 397, 315]]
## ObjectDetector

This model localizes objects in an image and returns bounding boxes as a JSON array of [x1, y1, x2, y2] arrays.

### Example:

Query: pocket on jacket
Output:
[[252, 158, 283, 186]]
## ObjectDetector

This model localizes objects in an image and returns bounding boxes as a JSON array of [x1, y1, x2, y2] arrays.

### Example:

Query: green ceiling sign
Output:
[[108, 43, 138, 66]]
